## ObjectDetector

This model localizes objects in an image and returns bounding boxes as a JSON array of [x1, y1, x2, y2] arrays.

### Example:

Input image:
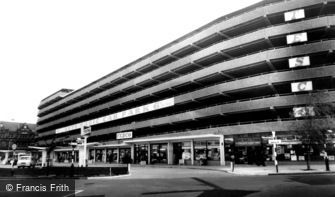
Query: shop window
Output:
[[119, 148, 131, 163], [135, 144, 148, 164], [95, 149, 102, 162], [106, 149, 117, 163], [181, 142, 191, 165], [195, 140, 220, 165], [150, 144, 167, 164], [207, 141, 220, 161]]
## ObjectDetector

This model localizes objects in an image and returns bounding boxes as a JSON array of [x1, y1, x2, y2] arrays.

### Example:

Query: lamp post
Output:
[[324, 130, 333, 171], [69, 142, 77, 165]]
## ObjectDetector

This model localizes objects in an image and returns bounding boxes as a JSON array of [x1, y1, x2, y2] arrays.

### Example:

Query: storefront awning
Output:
[[28, 146, 47, 150], [124, 134, 222, 144], [93, 143, 129, 148]]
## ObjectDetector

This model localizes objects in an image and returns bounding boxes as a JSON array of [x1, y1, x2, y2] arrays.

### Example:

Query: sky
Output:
[[0, 0, 261, 124]]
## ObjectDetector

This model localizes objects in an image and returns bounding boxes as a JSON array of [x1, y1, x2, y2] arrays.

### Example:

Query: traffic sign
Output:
[[81, 126, 91, 136], [269, 139, 282, 144]]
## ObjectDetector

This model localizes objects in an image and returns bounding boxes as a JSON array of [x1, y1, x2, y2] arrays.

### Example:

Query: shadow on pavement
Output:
[[288, 175, 335, 185], [141, 177, 259, 197]]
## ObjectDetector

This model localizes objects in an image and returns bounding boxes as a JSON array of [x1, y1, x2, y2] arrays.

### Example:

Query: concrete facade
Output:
[[36, 0, 335, 166]]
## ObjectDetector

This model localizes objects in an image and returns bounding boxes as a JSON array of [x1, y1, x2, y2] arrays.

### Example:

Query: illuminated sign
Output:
[[116, 131, 133, 140], [56, 97, 175, 134], [289, 56, 310, 68], [291, 81, 313, 92], [286, 32, 307, 44], [284, 9, 305, 21]]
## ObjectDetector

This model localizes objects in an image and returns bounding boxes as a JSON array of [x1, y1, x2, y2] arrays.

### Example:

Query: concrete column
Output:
[[103, 148, 107, 163], [167, 142, 173, 165], [78, 146, 84, 167], [41, 150, 47, 167], [93, 148, 96, 163], [147, 143, 151, 164], [219, 135, 226, 166], [116, 148, 120, 164], [131, 144, 135, 163], [2, 152, 9, 164], [190, 140, 194, 165]]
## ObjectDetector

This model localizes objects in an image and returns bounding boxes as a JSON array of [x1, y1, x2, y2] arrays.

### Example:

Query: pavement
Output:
[[1, 161, 334, 176]]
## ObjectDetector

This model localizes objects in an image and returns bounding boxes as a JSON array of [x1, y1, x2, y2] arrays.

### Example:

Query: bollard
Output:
[[231, 161, 234, 172], [128, 163, 131, 174], [325, 157, 330, 171], [70, 163, 74, 177]]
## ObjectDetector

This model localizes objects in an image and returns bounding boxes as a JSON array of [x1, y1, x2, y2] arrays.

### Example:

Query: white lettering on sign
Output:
[[269, 139, 282, 144], [289, 56, 310, 68], [81, 126, 91, 136], [56, 97, 175, 134], [293, 106, 315, 118], [116, 132, 133, 140], [284, 9, 305, 22], [291, 81, 313, 92], [286, 32, 308, 44]]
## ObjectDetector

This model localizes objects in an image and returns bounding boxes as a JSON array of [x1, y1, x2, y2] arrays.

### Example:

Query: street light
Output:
[[69, 142, 77, 165], [323, 129, 333, 171]]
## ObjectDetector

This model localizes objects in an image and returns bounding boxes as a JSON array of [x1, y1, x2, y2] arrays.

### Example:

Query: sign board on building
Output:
[[116, 131, 133, 140], [286, 32, 308, 44], [291, 81, 313, 92], [81, 126, 91, 136], [56, 97, 175, 134], [269, 139, 282, 144], [284, 9, 305, 21], [293, 106, 315, 118], [289, 56, 310, 68]]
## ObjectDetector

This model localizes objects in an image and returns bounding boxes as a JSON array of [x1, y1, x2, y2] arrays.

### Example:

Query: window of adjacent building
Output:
[[286, 32, 308, 44], [284, 9, 305, 22]]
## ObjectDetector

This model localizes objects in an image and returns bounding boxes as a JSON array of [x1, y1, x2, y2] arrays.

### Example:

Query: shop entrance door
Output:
[[150, 144, 167, 164], [173, 142, 183, 165], [235, 146, 265, 165], [119, 148, 131, 163]]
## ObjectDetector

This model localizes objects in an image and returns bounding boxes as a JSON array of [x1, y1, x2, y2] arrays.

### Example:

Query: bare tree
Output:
[[290, 91, 335, 170]]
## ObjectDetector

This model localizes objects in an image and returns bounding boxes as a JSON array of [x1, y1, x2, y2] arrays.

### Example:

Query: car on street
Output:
[[17, 154, 35, 168]]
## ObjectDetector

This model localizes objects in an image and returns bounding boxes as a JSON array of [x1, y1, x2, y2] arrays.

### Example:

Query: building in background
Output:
[[0, 121, 36, 164], [36, 0, 335, 166]]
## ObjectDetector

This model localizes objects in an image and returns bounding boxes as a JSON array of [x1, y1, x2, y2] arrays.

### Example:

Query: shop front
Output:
[[223, 132, 335, 165], [124, 134, 225, 166], [54, 149, 79, 163]]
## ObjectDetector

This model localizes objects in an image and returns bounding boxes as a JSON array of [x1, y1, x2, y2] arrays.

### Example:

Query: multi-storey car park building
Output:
[[36, 0, 335, 166]]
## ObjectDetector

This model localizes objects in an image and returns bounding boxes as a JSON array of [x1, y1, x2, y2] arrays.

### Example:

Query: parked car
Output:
[[17, 154, 35, 168]]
